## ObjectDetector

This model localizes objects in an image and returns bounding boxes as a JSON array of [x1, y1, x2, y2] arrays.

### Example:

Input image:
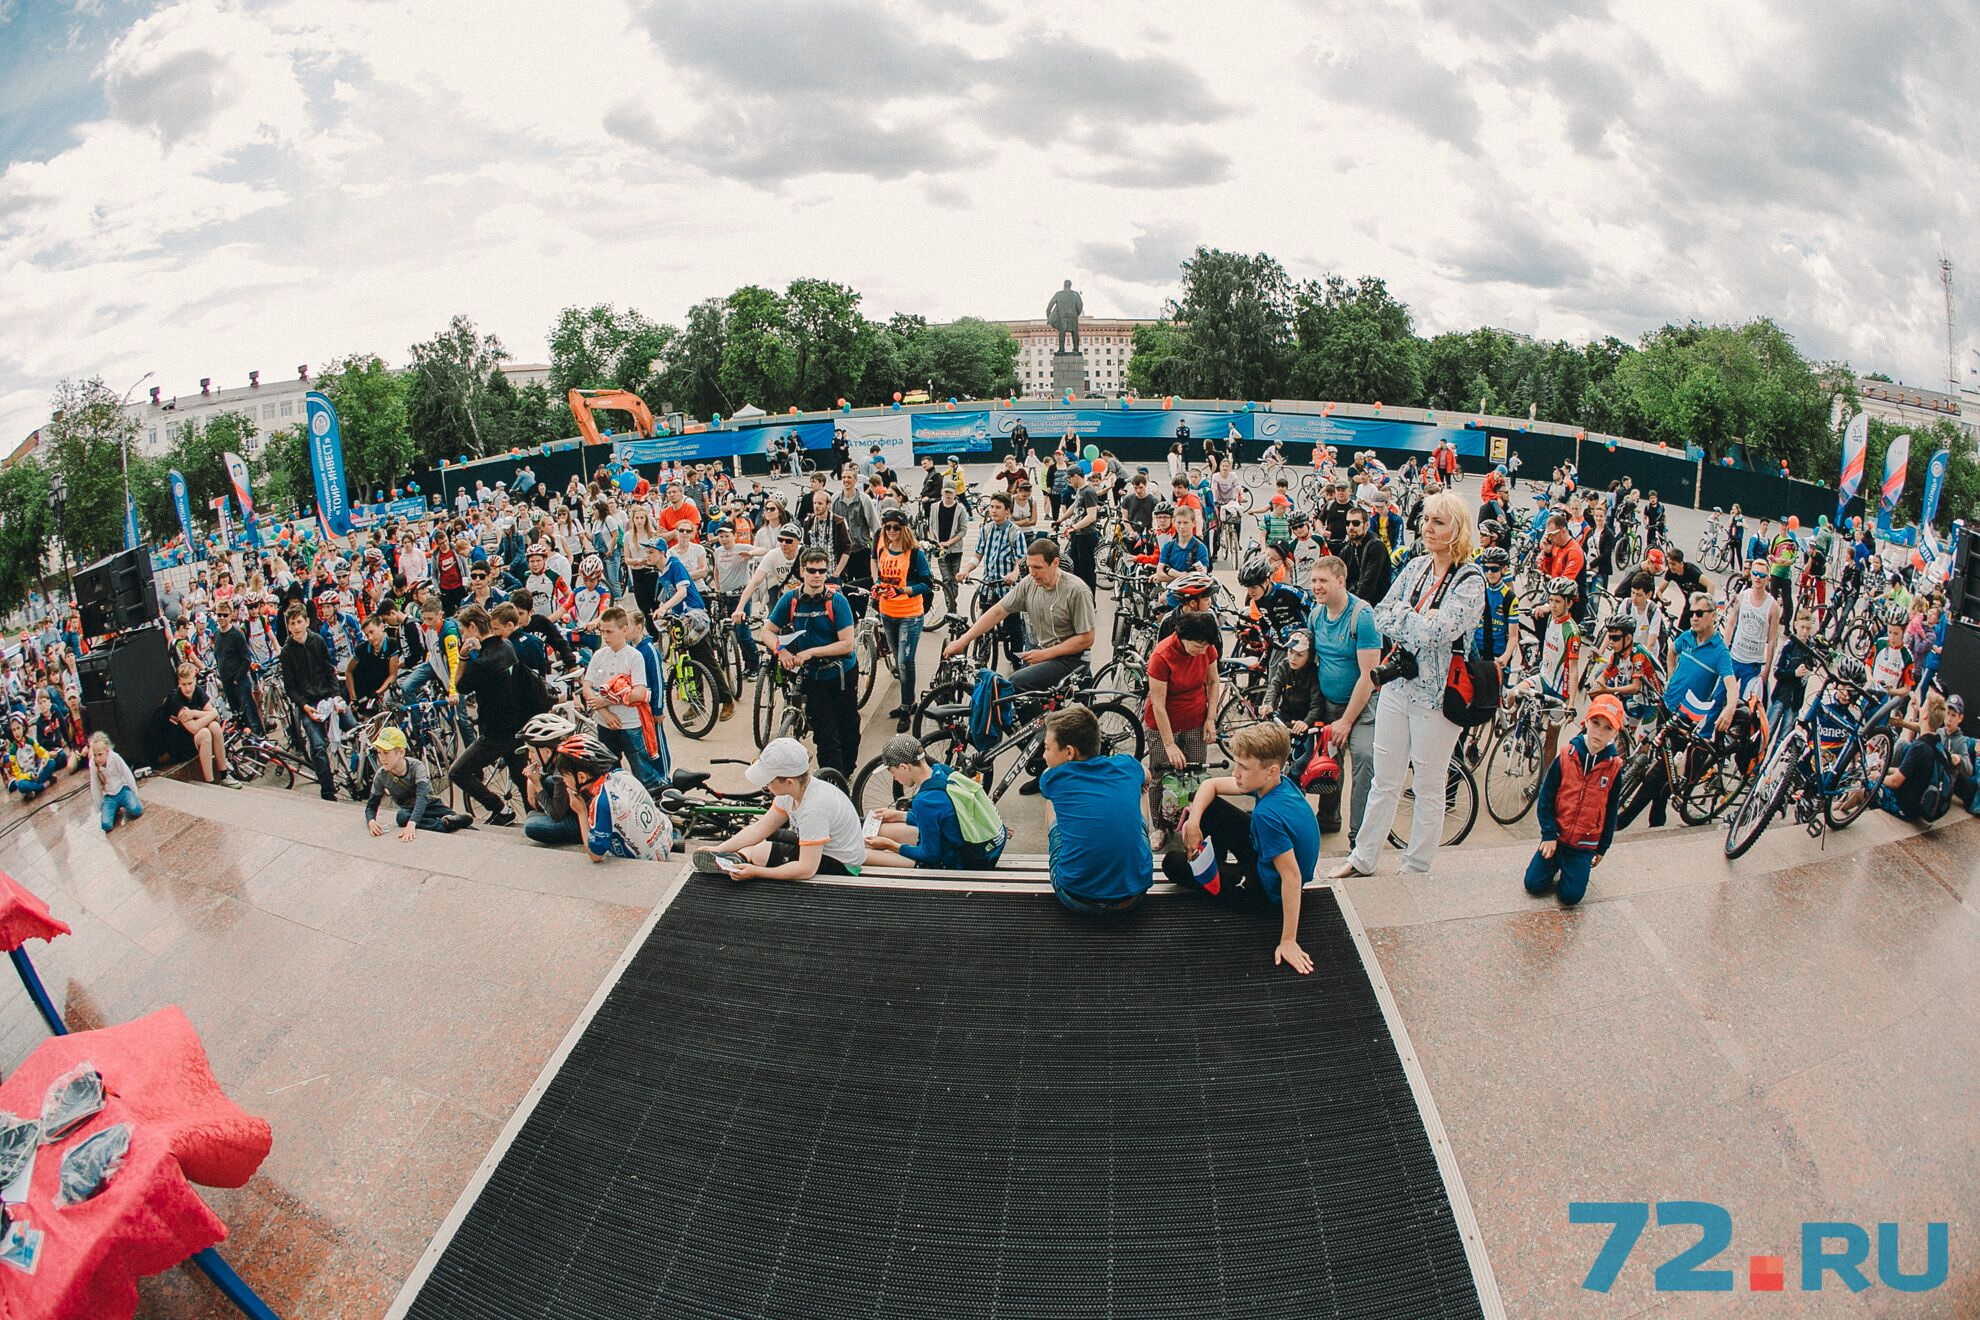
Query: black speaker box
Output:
[[76, 626, 177, 769], [72, 546, 158, 636], [1939, 621, 1980, 712], [1949, 523, 1978, 626]]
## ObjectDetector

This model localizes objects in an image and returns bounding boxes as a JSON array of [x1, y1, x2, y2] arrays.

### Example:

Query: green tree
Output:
[[319, 353, 413, 495], [407, 314, 509, 464], [0, 460, 55, 612], [1124, 322, 1185, 395], [784, 278, 874, 410], [43, 376, 141, 561], [719, 284, 796, 410], [919, 319, 1021, 401], [1286, 274, 1423, 406], [512, 381, 572, 448], [661, 298, 731, 420], [856, 314, 929, 403], [1161, 247, 1294, 400], [253, 423, 312, 517], [547, 304, 675, 405]]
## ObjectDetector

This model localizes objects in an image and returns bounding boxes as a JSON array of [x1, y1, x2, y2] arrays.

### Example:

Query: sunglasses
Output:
[[801, 566, 828, 574]]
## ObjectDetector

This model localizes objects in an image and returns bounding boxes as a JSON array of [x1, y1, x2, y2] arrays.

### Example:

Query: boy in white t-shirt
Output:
[[693, 738, 882, 880]]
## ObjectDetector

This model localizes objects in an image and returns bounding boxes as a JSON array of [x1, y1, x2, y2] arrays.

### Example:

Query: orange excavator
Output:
[[567, 389, 657, 447]]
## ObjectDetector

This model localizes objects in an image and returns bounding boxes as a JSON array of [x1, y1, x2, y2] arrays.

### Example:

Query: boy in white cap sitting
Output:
[[694, 737, 883, 880]]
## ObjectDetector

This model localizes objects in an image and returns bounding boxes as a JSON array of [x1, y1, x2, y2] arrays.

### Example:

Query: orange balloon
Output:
[[892, 391, 903, 402], [1092, 458, 1107, 476]]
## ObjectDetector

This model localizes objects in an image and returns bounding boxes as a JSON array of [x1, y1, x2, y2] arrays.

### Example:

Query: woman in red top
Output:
[[1144, 610, 1223, 848]]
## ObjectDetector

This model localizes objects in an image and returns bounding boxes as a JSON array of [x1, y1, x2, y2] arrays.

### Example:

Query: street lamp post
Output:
[[115, 372, 153, 536], [49, 471, 70, 595]]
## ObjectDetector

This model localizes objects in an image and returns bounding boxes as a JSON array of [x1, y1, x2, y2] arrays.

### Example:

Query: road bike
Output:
[[1483, 686, 1573, 825]]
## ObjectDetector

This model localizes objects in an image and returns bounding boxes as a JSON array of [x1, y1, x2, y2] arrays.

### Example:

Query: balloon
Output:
[[1162, 397, 1173, 410], [439, 459, 448, 468], [711, 414, 721, 426], [892, 391, 903, 402], [1078, 459, 1092, 475], [1119, 398, 1129, 410], [948, 397, 957, 404], [892, 402, 901, 411], [1092, 458, 1107, 476], [1374, 402, 1383, 410], [1323, 403, 1335, 415], [836, 397, 847, 408], [1606, 439, 1617, 452], [408, 482, 419, 494], [1083, 444, 1099, 461], [788, 406, 798, 415], [1242, 401, 1254, 411], [946, 401, 956, 411]]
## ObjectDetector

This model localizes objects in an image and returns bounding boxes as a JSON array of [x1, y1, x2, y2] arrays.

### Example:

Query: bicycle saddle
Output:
[[669, 769, 711, 791], [925, 703, 971, 719]]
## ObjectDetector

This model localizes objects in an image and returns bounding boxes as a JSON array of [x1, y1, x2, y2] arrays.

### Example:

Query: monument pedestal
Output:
[[1050, 351, 1088, 398]]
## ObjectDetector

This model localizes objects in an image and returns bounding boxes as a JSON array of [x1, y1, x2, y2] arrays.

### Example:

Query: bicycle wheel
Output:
[[258, 751, 298, 791], [913, 680, 972, 737], [1386, 760, 1477, 851], [1675, 743, 1741, 824], [856, 628, 881, 707], [1483, 716, 1544, 824], [1212, 688, 1264, 756], [1613, 744, 1657, 829], [1724, 731, 1798, 858], [666, 656, 720, 739], [923, 581, 949, 629], [1090, 699, 1146, 762], [1091, 658, 1147, 703], [1824, 729, 1890, 830], [1240, 464, 1268, 492], [752, 667, 782, 749], [423, 716, 463, 801], [1840, 620, 1874, 663]]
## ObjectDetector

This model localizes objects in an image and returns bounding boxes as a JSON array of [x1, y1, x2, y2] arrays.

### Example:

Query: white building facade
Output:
[[988, 318, 1160, 398]]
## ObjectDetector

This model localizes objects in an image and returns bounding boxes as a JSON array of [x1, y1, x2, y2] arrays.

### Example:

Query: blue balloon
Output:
[[615, 471, 637, 493], [1078, 459, 1092, 475]]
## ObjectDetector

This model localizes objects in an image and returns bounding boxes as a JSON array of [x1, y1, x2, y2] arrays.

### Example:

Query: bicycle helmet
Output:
[[1288, 511, 1310, 530], [1547, 575, 1579, 599], [527, 542, 550, 558], [553, 732, 617, 778], [580, 554, 603, 577], [1170, 572, 1218, 601], [1832, 656, 1867, 687], [1237, 559, 1273, 589], [1478, 517, 1503, 540], [521, 712, 577, 747], [1153, 500, 1175, 516], [1604, 614, 1637, 637], [1478, 547, 1511, 570]]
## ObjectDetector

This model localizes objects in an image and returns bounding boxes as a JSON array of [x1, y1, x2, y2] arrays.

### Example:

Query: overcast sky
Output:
[[2, 0, 1976, 444]]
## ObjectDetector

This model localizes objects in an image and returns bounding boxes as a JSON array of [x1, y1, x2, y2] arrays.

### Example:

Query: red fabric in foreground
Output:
[[0, 869, 70, 954], [0, 1007, 273, 1320]]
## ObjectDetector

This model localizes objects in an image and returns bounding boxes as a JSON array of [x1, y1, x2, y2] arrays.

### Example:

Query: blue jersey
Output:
[[1663, 629, 1735, 729], [1474, 581, 1517, 658]]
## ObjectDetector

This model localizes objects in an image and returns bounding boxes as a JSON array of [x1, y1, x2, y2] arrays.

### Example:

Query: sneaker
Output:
[[215, 773, 244, 790], [895, 712, 912, 733], [692, 849, 745, 875], [485, 808, 518, 828], [887, 704, 911, 719], [718, 702, 737, 722], [1018, 776, 1043, 796]]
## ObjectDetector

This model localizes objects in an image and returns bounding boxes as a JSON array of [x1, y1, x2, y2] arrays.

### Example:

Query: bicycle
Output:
[[1385, 757, 1480, 852], [222, 718, 299, 790], [659, 613, 721, 739], [1483, 686, 1572, 825], [852, 668, 1145, 814], [1613, 704, 1762, 829], [1697, 512, 1731, 574], [1722, 658, 1902, 857]]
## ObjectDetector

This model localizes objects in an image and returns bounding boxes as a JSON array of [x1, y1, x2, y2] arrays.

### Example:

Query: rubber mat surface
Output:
[[407, 880, 1486, 1319]]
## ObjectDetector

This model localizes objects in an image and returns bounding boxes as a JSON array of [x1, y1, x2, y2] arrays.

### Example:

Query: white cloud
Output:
[[1, 0, 1975, 446]]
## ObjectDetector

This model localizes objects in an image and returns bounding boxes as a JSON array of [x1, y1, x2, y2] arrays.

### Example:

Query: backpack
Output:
[[1916, 744, 1956, 821], [1440, 565, 1501, 728], [943, 771, 1008, 851], [968, 668, 1015, 752]]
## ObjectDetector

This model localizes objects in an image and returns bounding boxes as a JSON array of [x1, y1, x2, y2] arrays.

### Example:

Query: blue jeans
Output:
[[100, 786, 143, 832], [8, 760, 60, 796], [398, 661, 438, 703], [881, 613, 923, 704], [1053, 876, 1144, 916], [599, 724, 670, 795], [1524, 844, 1596, 906], [524, 812, 583, 846]]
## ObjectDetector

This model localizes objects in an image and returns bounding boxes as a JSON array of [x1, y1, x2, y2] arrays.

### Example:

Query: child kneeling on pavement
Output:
[[1163, 721, 1317, 974], [365, 727, 471, 839], [1524, 695, 1625, 907], [868, 734, 1009, 869]]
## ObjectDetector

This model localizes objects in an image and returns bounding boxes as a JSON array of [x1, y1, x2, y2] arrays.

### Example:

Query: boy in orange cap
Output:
[[1523, 694, 1626, 907]]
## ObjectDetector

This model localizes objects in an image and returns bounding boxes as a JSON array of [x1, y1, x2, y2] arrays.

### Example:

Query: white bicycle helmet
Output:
[[521, 712, 578, 746]]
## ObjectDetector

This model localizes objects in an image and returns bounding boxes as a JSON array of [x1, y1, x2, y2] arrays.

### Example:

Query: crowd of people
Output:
[[33, 430, 1971, 973]]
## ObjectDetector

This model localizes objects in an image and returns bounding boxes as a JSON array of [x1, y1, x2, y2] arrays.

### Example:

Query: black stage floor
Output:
[[407, 879, 1487, 1319]]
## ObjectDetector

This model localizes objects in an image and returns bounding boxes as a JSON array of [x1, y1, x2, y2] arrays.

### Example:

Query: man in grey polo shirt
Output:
[[943, 536, 1095, 693], [1307, 553, 1380, 841]]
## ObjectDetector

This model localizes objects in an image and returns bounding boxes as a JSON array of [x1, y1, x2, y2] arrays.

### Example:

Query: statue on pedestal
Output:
[[1046, 280, 1084, 355]]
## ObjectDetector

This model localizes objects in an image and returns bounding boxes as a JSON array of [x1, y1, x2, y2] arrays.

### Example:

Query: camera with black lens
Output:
[[1371, 649, 1419, 687]]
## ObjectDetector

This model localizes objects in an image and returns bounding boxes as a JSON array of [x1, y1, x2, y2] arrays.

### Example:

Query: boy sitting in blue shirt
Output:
[[1163, 721, 1318, 974], [867, 734, 1009, 869], [1040, 704, 1155, 915]]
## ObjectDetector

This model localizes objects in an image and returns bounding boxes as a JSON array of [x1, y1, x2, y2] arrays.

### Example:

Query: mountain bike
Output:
[[222, 717, 299, 790], [659, 613, 721, 739], [1722, 661, 1902, 857], [853, 668, 1145, 814], [1614, 704, 1761, 829]]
